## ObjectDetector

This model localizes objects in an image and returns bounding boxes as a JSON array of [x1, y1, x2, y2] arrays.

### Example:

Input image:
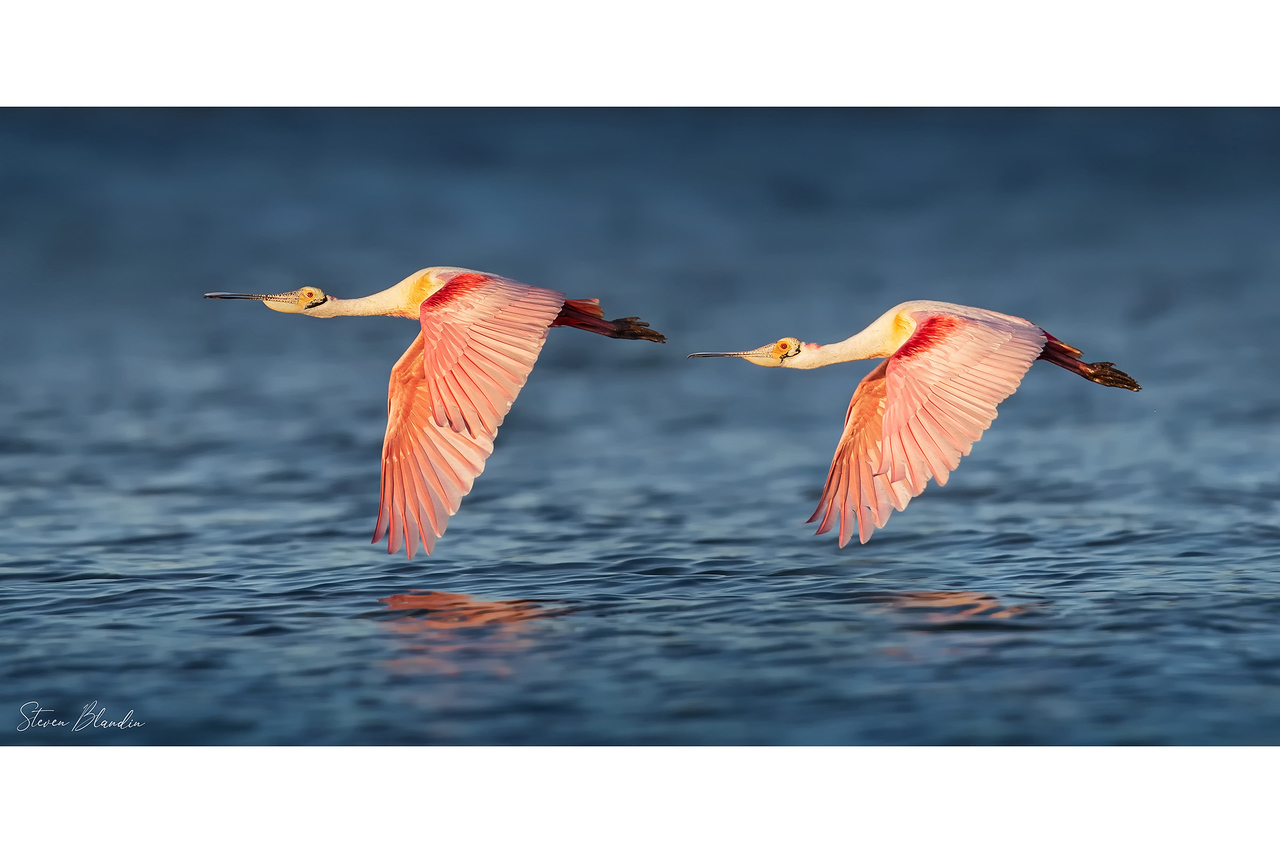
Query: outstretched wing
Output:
[[374, 273, 566, 557], [807, 359, 896, 546], [808, 310, 1046, 545]]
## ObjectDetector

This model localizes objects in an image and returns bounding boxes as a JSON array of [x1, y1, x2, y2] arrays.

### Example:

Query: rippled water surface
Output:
[[4, 109, 1280, 744]]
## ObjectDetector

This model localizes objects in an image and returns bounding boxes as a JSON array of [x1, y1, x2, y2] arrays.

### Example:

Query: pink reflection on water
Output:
[[378, 590, 565, 676], [882, 590, 1033, 624], [875, 591, 1037, 662]]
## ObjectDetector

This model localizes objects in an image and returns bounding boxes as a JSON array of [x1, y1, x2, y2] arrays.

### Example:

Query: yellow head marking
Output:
[[297, 288, 328, 310]]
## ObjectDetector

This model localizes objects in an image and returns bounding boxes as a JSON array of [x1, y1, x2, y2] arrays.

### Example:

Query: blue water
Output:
[[3, 109, 1280, 744]]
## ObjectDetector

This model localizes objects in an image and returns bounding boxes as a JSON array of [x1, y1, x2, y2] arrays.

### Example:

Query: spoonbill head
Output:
[[205, 287, 331, 314], [689, 336, 804, 367]]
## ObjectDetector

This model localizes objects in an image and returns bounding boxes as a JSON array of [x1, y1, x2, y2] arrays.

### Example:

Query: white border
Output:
[[3, 747, 1277, 850], [3, 1, 1278, 106]]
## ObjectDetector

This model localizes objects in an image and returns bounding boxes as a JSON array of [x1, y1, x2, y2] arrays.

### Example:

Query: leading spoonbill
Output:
[[689, 301, 1139, 546], [207, 267, 665, 558]]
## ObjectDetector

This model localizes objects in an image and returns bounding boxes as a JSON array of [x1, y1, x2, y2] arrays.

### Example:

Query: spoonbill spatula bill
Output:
[[207, 267, 665, 558], [689, 300, 1139, 546]]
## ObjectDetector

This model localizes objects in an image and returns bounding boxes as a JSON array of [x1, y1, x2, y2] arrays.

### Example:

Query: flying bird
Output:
[[689, 301, 1139, 546], [207, 267, 665, 557]]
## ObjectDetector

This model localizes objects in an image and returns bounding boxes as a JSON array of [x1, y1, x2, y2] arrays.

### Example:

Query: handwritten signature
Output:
[[17, 701, 145, 733]]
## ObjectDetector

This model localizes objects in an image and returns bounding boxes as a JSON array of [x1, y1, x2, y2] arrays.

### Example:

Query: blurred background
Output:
[[2, 109, 1279, 744]]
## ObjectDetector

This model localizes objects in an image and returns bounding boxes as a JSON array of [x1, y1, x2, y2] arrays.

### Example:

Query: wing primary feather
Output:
[[395, 458, 414, 557], [812, 437, 845, 534], [857, 455, 879, 544], [400, 443, 440, 539], [442, 373, 482, 438], [904, 419, 947, 487], [458, 355, 508, 422], [831, 452, 849, 544], [373, 447, 392, 545], [403, 452, 441, 539], [406, 428, 457, 531], [386, 457, 404, 556]]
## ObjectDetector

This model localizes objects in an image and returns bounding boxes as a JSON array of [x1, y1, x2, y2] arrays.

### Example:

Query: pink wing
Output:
[[808, 310, 1047, 545], [374, 272, 566, 557]]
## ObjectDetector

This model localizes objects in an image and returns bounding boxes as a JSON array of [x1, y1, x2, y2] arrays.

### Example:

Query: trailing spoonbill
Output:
[[689, 301, 1139, 546]]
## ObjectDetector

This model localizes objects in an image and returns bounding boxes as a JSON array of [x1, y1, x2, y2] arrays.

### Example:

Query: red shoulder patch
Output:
[[424, 272, 491, 310], [894, 315, 962, 361]]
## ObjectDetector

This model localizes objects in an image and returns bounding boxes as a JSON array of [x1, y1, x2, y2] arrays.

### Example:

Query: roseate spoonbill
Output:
[[689, 301, 1139, 546], [206, 267, 665, 558]]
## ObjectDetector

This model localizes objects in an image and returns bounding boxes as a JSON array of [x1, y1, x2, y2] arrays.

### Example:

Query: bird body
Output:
[[689, 301, 1139, 546], [207, 267, 664, 558]]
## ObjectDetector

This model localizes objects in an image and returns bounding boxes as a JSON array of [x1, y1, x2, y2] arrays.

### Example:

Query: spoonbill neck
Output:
[[310, 270, 442, 319], [790, 311, 913, 368]]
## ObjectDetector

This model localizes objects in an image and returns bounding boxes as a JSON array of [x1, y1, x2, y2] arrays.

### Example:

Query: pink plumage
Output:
[[809, 307, 1048, 545], [376, 276, 566, 558], [205, 267, 665, 559], [690, 300, 1140, 547]]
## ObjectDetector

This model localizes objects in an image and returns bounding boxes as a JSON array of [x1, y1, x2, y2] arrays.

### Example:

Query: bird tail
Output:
[[551, 298, 666, 343], [1038, 334, 1141, 391]]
